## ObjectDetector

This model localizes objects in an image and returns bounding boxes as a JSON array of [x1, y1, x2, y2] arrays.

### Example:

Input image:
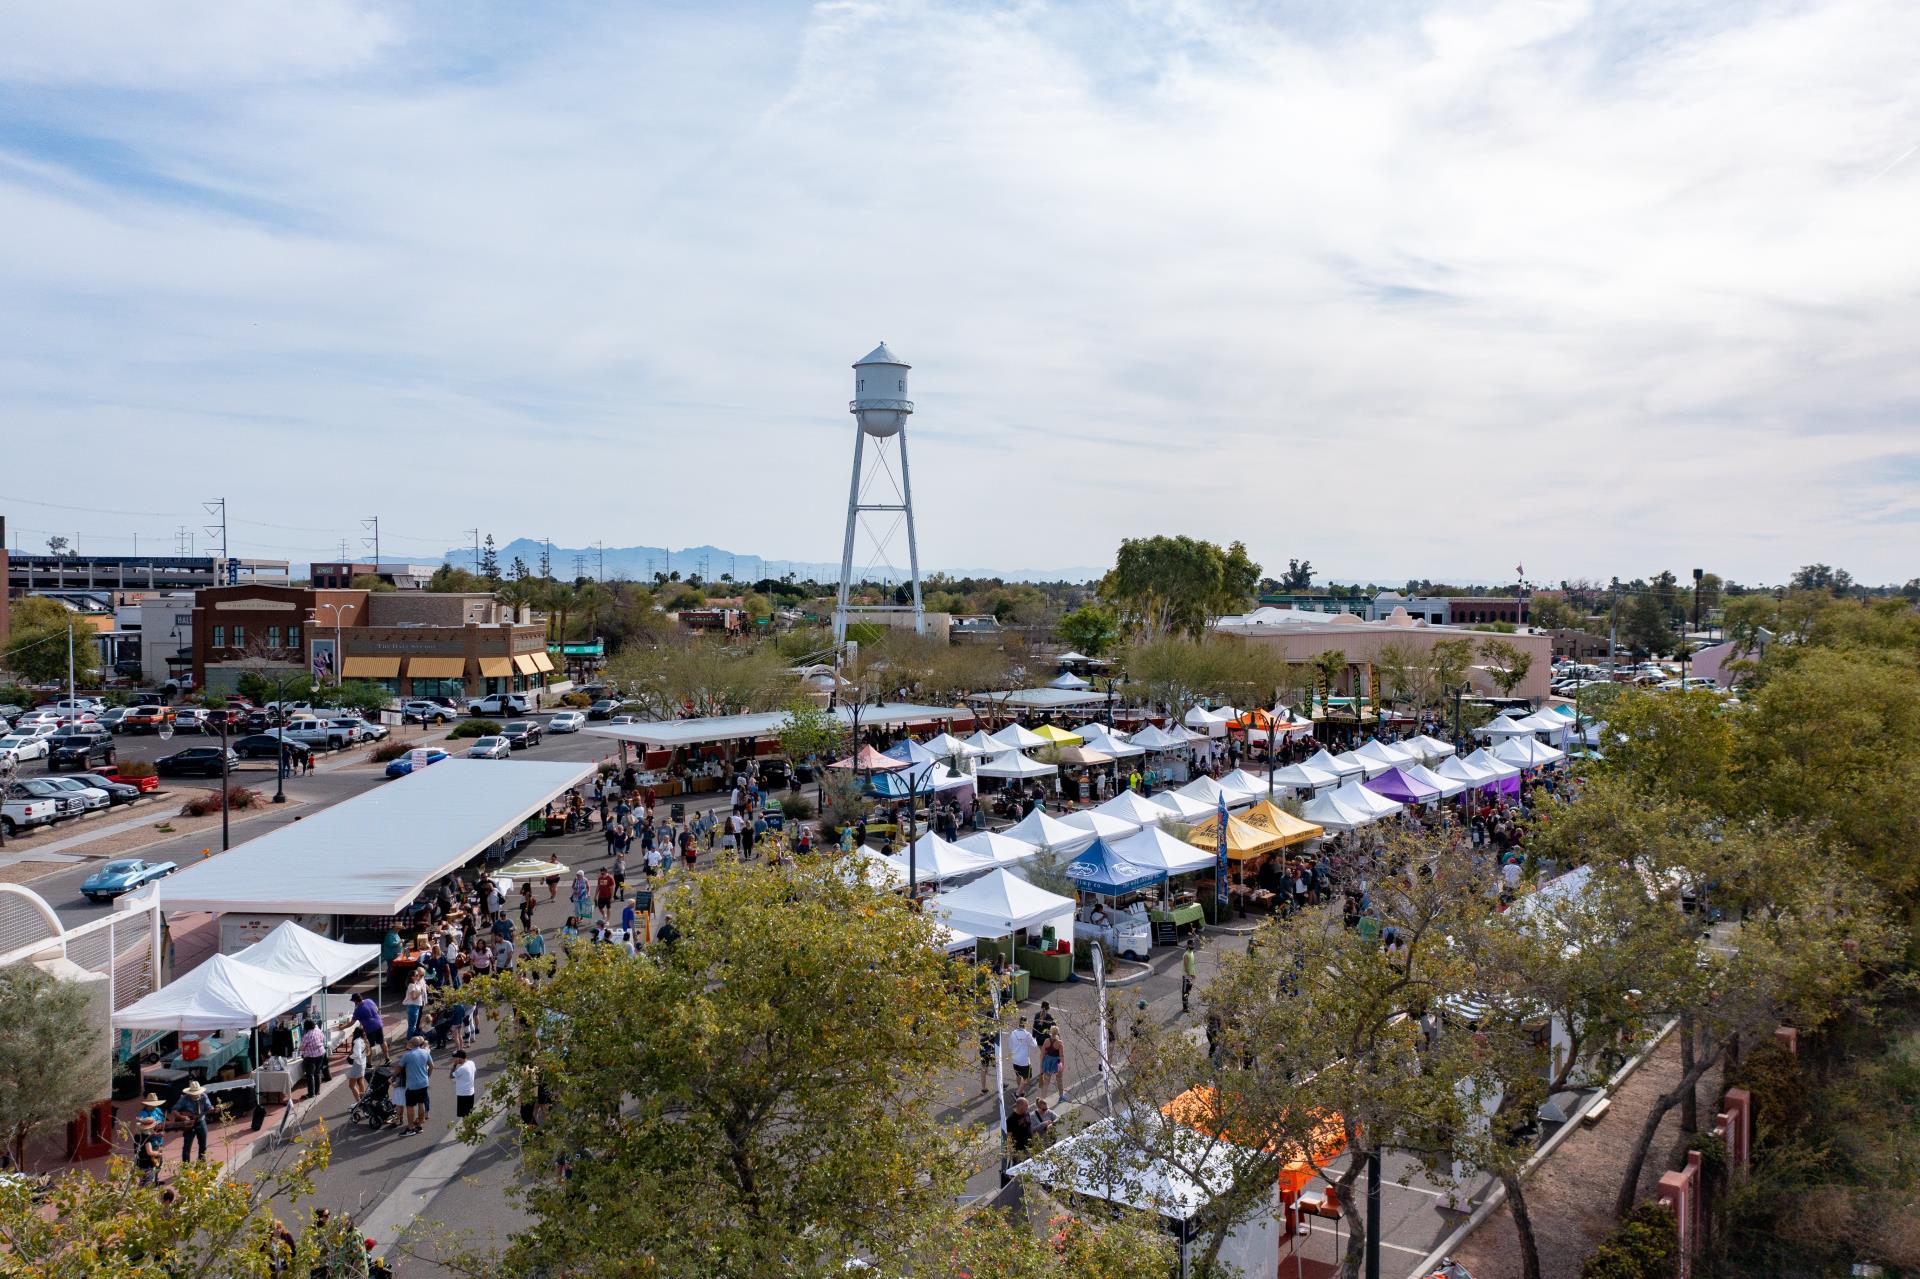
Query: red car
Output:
[[98, 766, 161, 793]]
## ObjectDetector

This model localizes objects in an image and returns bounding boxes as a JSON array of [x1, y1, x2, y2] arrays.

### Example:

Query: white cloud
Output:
[[0, 0, 1915, 584]]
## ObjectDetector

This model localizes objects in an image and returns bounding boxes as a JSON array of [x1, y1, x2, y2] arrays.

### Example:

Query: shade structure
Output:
[[1149, 789, 1216, 822], [1162, 1086, 1349, 1198], [1002, 807, 1097, 856], [1056, 651, 1093, 665], [886, 831, 995, 883], [158, 759, 594, 916], [884, 738, 941, 767], [1065, 838, 1168, 896], [1047, 672, 1091, 690], [1110, 824, 1218, 876], [1074, 726, 1145, 758], [1179, 775, 1256, 809], [1513, 710, 1573, 742], [1332, 778, 1405, 821], [1182, 706, 1234, 737], [1126, 724, 1187, 752], [1493, 736, 1567, 768], [1475, 714, 1538, 740], [973, 750, 1058, 780], [1405, 734, 1458, 761], [1364, 766, 1443, 805], [1402, 761, 1466, 798], [842, 848, 910, 892], [1332, 749, 1391, 780], [955, 829, 1041, 866], [1095, 789, 1174, 827], [1237, 800, 1326, 847], [868, 761, 975, 798], [1464, 747, 1524, 780], [1435, 754, 1500, 789], [921, 731, 987, 759], [231, 922, 379, 989], [112, 953, 317, 1032], [1052, 745, 1116, 767], [1267, 761, 1340, 793], [1059, 809, 1141, 842], [1185, 810, 1288, 859], [1304, 747, 1363, 782], [932, 867, 1077, 942], [1030, 724, 1085, 747], [831, 745, 910, 772], [492, 857, 571, 882], [1216, 769, 1271, 800], [1012, 1114, 1243, 1224], [1298, 786, 1378, 832], [990, 723, 1050, 751], [1170, 724, 1210, 745], [962, 729, 1004, 755], [1353, 740, 1420, 770]]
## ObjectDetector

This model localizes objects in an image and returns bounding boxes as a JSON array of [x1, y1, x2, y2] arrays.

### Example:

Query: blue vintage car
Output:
[[81, 858, 176, 903], [384, 748, 450, 779]]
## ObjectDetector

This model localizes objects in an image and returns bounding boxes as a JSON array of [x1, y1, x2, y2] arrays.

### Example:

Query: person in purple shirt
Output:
[[353, 994, 388, 1063]]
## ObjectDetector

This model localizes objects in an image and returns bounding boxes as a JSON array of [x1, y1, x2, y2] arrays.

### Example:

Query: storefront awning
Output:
[[342, 656, 401, 679], [477, 656, 514, 678], [407, 656, 466, 679], [529, 651, 556, 673], [512, 653, 542, 676]]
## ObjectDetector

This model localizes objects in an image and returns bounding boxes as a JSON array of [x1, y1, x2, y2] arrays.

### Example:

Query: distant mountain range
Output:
[[445, 539, 1106, 585]]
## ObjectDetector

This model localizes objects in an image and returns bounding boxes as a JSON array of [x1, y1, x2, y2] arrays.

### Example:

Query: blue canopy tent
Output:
[[1065, 839, 1169, 897], [884, 738, 941, 768]]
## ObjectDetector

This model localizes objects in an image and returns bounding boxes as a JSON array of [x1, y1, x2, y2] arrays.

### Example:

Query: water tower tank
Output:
[[851, 342, 912, 437]]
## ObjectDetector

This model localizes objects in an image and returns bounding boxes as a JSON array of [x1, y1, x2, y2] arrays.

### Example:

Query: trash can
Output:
[[671, 802, 686, 823]]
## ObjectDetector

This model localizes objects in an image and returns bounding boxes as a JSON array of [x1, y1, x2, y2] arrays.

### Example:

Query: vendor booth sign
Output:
[[219, 912, 330, 955]]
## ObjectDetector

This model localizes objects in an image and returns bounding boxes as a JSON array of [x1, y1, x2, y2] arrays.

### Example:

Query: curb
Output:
[[1403, 1017, 1680, 1278]]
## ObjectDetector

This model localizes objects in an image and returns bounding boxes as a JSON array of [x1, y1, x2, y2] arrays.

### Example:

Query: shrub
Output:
[[779, 793, 815, 821], [115, 760, 156, 780], [371, 740, 411, 763], [180, 787, 263, 817], [449, 719, 501, 740], [1582, 1201, 1678, 1279], [597, 761, 618, 776], [562, 693, 592, 708]]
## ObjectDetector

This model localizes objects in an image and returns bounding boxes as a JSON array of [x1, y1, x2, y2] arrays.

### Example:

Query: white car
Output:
[[547, 710, 586, 733], [14, 710, 66, 731], [610, 714, 643, 726], [49, 698, 105, 715], [465, 735, 511, 759], [348, 717, 390, 741], [41, 776, 110, 811], [326, 718, 369, 744], [0, 734, 52, 764], [467, 694, 529, 717]]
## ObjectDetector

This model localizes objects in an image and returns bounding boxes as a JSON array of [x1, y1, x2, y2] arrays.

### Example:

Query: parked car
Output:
[[609, 714, 643, 726], [2, 787, 60, 836], [500, 720, 543, 750], [121, 705, 174, 734], [325, 717, 370, 745], [14, 710, 66, 732], [69, 772, 140, 805], [465, 736, 511, 760], [400, 700, 456, 725], [548, 710, 586, 733], [280, 720, 350, 751], [80, 858, 177, 902], [233, 733, 313, 762], [0, 734, 52, 765], [468, 693, 529, 717], [98, 765, 160, 793], [41, 776, 110, 812], [385, 748, 449, 778], [46, 731, 116, 772], [48, 698, 105, 716], [95, 707, 134, 733], [587, 699, 620, 721], [349, 717, 390, 741], [156, 747, 237, 778], [265, 701, 315, 717], [129, 692, 169, 707], [9, 778, 83, 819], [171, 707, 208, 733]]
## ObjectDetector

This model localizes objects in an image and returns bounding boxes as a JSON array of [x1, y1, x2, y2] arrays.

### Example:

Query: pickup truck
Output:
[[279, 720, 351, 751], [1, 788, 60, 837]]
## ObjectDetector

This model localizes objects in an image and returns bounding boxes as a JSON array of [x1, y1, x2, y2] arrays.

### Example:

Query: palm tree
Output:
[[1309, 649, 1348, 709]]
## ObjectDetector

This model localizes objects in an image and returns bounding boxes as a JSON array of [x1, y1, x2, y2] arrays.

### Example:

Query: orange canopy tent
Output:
[[1161, 1086, 1349, 1196]]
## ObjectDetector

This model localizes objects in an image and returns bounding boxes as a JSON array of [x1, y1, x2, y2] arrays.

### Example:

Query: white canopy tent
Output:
[[1216, 769, 1271, 800], [1513, 710, 1573, 743], [1094, 790, 1173, 827], [990, 723, 1050, 751], [1047, 672, 1092, 691], [1178, 775, 1256, 809], [1475, 714, 1538, 740], [1333, 778, 1405, 822], [1402, 761, 1467, 799], [1059, 809, 1141, 842], [932, 868, 1078, 943], [973, 750, 1059, 780], [955, 829, 1042, 867], [1299, 786, 1379, 833], [158, 759, 594, 916], [1464, 747, 1524, 780], [1405, 733, 1458, 761], [1304, 747, 1364, 783], [1055, 651, 1094, 665], [1182, 706, 1234, 737], [843, 849, 910, 892], [1074, 725, 1145, 758], [886, 831, 995, 884], [1127, 724, 1188, 752], [921, 731, 988, 759], [1267, 760, 1340, 793], [1353, 740, 1420, 770], [1110, 825, 1218, 876], [1493, 736, 1567, 768], [1436, 754, 1501, 789], [1002, 808, 1097, 857], [962, 729, 1005, 755], [1331, 749, 1390, 780], [112, 953, 318, 1033], [1148, 789, 1215, 822], [231, 921, 379, 988]]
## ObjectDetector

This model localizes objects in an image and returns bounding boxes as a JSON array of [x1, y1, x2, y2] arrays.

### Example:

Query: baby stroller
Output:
[[349, 1066, 398, 1130]]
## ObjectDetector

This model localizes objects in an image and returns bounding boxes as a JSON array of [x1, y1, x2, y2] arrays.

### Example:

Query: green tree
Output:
[[464, 862, 979, 1279], [1099, 536, 1260, 641], [3, 599, 100, 687], [1477, 637, 1534, 697], [428, 562, 487, 592], [348, 573, 396, 593], [1056, 602, 1120, 657], [478, 534, 500, 584], [1621, 592, 1675, 657], [312, 680, 393, 719], [1309, 649, 1347, 704], [1429, 636, 1476, 699], [1527, 595, 1581, 633], [1280, 557, 1314, 590], [776, 699, 847, 771], [0, 968, 98, 1169]]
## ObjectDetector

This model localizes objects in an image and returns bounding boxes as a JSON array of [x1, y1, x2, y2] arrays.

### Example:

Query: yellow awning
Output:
[[407, 656, 466, 679], [1238, 800, 1325, 848], [530, 651, 556, 673], [512, 653, 541, 676], [341, 656, 401, 679], [477, 656, 514, 678], [1186, 812, 1288, 860]]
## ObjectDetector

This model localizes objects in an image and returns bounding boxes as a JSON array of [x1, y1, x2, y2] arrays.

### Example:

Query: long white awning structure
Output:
[[158, 759, 593, 916], [583, 702, 973, 750]]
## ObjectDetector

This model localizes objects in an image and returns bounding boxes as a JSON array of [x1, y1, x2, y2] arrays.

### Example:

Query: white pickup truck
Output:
[[278, 720, 352, 751], [2, 787, 60, 838]]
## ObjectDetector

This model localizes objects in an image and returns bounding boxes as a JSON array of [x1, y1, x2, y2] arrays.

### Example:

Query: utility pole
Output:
[[596, 541, 605, 582], [463, 528, 480, 575], [362, 516, 380, 575], [540, 539, 552, 579], [175, 526, 194, 555], [203, 498, 229, 584]]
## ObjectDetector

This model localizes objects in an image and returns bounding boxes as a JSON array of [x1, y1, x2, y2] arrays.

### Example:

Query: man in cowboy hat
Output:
[[171, 1080, 215, 1163], [133, 1116, 165, 1185]]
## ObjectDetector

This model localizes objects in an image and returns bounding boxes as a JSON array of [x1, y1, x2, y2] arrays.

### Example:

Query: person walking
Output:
[[571, 871, 592, 921], [298, 1018, 328, 1100], [398, 1036, 433, 1135], [1039, 1027, 1066, 1104], [352, 993, 388, 1064], [451, 1049, 477, 1120], [594, 870, 616, 921], [1005, 1018, 1038, 1098], [345, 1026, 369, 1102], [404, 969, 429, 1040], [518, 883, 537, 931], [1181, 937, 1199, 1014], [170, 1080, 214, 1163]]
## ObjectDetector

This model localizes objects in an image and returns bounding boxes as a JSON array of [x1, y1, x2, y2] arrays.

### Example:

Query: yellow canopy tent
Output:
[[1184, 812, 1287, 860], [1030, 724, 1084, 746], [1238, 800, 1324, 848]]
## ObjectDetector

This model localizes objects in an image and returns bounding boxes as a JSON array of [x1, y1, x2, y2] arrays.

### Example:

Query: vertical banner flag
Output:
[[1215, 793, 1229, 908]]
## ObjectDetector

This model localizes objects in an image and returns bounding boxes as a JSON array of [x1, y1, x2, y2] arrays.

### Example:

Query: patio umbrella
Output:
[[493, 857, 571, 882]]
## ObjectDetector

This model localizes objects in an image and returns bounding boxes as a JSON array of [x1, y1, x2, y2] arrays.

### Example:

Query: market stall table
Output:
[[163, 1034, 251, 1080]]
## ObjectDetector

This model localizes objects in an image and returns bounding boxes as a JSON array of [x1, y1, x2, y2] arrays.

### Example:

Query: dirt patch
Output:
[[0, 861, 64, 884]]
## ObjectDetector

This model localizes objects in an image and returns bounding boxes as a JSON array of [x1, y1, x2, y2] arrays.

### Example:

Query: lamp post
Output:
[[313, 601, 357, 685]]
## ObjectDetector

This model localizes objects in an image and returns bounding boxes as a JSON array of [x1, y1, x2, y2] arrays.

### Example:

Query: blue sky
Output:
[[1, 0, 1916, 585]]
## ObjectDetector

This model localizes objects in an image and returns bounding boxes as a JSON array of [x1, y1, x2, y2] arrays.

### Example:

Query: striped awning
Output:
[[477, 656, 514, 678], [530, 651, 556, 673], [512, 653, 542, 676], [341, 656, 401, 679]]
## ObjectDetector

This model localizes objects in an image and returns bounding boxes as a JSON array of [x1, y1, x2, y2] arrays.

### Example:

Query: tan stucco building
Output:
[[1214, 606, 1553, 702]]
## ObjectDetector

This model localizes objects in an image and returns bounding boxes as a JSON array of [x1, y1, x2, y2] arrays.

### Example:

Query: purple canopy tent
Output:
[[1363, 766, 1442, 805]]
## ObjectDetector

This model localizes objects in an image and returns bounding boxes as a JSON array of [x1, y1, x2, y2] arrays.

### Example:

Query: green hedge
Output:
[[1582, 1202, 1678, 1279], [449, 719, 501, 739]]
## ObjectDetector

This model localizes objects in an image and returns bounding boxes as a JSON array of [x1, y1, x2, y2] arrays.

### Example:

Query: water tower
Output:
[[833, 342, 925, 645]]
